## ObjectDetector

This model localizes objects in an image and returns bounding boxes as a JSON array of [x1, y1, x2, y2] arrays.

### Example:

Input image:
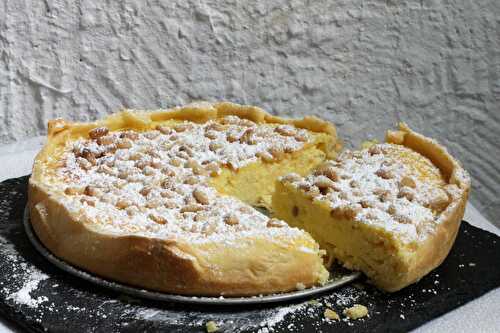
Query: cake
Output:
[[28, 101, 341, 296], [28, 101, 470, 295], [272, 124, 470, 291]]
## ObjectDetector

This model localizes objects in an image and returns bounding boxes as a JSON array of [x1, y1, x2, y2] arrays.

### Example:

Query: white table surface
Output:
[[0, 138, 498, 333]]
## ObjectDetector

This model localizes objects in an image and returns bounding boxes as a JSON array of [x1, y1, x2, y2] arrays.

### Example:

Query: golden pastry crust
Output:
[[382, 123, 470, 291], [28, 101, 339, 296], [273, 123, 470, 292]]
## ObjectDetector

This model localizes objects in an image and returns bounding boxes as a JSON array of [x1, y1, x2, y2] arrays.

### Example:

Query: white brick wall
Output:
[[0, 0, 499, 224]]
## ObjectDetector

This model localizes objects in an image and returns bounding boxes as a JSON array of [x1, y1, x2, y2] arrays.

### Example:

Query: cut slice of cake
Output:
[[272, 123, 470, 292], [28, 102, 341, 296]]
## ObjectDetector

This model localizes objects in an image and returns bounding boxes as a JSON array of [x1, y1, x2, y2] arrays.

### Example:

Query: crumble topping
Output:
[[280, 143, 455, 243], [53, 115, 313, 243]]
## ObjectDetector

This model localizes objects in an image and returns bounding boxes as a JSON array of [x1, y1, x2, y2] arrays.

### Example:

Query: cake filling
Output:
[[277, 143, 453, 244], [52, 116, 326, 244], [273, 143, 458, 290]]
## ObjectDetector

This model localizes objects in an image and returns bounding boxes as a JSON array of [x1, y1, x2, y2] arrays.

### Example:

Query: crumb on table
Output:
[[206, 320, 218, 332], [324, 308, 340, 321], [343, 304, 368, 319]]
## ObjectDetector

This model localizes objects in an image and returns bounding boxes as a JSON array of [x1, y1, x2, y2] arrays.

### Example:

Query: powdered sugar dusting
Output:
[[258, 301, 310, 329], [48, 116, 312, 244], [281, 143, 453, 243], [0, 233, 50, 309], [125, 285, 368, 332], [7, 270, 49, 307]]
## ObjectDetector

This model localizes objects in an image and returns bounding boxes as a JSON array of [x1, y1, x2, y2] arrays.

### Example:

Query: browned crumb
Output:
[[343, 304, 368, 319], [324, 308, 340, 321]]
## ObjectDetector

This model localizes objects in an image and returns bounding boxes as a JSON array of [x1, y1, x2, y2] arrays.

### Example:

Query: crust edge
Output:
[[381, 122, 471, 291]]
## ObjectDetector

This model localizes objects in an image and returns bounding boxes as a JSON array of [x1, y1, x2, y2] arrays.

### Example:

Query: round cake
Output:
[[28, 101, 340, 296]]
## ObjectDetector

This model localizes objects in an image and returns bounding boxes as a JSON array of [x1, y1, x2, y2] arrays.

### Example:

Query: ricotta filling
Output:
[[280, 144, 454, 243]]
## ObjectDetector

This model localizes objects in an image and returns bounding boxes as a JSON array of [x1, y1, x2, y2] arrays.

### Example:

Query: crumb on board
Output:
[[343, 304, 368, 319], [206, 320, 218, 332], [296, 282, 306, 290], [324, 308, 340, 321]]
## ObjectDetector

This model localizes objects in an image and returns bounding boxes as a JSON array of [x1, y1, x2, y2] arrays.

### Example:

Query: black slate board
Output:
[[0, 176, 499, 333]]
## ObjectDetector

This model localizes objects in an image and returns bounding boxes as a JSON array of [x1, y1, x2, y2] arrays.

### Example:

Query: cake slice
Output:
[[272, 124, 470, 292]]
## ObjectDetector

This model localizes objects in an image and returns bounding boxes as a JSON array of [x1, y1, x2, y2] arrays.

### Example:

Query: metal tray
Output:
[[23, 207, 360, 305]]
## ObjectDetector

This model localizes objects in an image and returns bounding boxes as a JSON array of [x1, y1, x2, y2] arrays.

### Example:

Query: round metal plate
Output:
[[23, 207, 360, 305]]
